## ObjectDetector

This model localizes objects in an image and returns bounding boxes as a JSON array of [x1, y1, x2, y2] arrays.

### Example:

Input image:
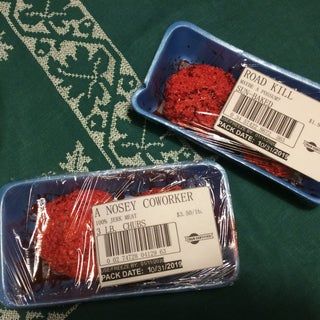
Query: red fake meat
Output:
[[163, 64, 236, 129], [39, 189, 113, 280], [244, 153, 293, 179]]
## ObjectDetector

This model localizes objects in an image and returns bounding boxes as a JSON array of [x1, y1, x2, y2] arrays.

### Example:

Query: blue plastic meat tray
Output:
[[131, 21, 320, 205]]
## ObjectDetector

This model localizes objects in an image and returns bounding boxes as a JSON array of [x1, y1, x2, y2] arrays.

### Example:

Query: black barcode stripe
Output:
[[233, 93, 298, 139], [104, 223, 172, 257], [163, 224, 171, 246], [154, 225, 160, 248], [105, 236, 111, 257]]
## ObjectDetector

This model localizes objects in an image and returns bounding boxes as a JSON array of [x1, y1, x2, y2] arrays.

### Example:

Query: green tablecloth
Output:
[[0, 0, 320, 319]]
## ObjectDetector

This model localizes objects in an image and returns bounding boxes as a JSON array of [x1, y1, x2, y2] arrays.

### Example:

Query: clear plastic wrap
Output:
[[0, 161, 238, 308], [132, 21, 320, 204], [156, 61, 300, 180]]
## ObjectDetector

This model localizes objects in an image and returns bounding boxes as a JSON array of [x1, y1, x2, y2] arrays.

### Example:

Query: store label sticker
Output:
[[92, 187, 223, 287], [214, 66, 320, 181]]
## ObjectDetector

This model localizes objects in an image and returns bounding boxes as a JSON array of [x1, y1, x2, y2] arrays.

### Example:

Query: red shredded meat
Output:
[[39, 189, 113, 280], [163, 64, 235, 128], [244, 153, 293, 179]]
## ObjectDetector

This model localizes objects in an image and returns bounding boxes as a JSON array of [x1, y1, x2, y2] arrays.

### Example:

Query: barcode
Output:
[[104, 224, 172, 257], [233, 93, 298, 139]]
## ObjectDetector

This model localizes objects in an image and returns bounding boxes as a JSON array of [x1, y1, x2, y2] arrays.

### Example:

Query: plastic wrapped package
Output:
[[132, 21, 320, 204], [0, 161, 238, 308]]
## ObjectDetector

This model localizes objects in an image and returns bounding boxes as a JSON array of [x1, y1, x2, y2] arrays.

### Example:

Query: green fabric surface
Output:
[[0, 0, 320, 319]]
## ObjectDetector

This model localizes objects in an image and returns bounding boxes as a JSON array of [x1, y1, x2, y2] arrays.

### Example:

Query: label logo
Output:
[[185, 233, 214, 245], [303, 141, 320, 154]]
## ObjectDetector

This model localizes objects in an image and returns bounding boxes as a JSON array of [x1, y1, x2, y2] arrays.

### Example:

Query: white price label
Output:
[[92, 187, 223, 287], [214, 67, 320, 181]]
